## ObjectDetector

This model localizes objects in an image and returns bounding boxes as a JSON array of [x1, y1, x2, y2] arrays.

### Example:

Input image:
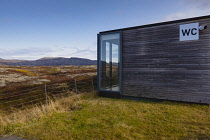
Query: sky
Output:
[[0, 0, 209, 60]]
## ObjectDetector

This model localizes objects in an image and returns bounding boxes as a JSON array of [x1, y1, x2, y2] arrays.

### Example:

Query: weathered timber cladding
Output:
[[122, 18, 210, 103]]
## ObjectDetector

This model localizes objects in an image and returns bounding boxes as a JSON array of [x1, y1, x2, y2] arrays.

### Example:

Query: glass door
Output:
[[99, 32, 121, 92]]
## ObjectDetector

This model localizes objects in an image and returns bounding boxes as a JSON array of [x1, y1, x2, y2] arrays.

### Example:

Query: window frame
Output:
[[97, 31, 122, 93]]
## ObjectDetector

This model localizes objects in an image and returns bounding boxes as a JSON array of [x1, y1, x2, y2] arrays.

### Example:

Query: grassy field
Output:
[[0, 93, 209, 140]]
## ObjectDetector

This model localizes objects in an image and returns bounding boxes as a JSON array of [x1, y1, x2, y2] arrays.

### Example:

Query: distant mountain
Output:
[[0, 57, 97, 66]]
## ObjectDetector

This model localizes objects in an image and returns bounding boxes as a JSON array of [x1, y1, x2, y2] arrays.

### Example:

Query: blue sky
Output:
[[0, 0, 209, 60]]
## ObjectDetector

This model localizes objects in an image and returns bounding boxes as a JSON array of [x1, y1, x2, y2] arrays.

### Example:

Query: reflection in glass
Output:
[[100, 33, 120, 91]]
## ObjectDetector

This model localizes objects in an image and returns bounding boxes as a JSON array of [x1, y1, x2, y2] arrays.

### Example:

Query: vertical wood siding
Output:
[[122, 18, 210, 104]]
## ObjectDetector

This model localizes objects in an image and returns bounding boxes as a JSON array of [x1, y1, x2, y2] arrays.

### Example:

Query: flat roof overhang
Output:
[[99, 15, 210, 34]]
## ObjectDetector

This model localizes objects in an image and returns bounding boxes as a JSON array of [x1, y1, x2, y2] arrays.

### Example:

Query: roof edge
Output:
[[99, 15, 210, 33]]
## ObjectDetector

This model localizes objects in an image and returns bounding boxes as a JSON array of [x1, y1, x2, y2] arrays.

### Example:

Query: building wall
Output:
[[122, 18, 210, 103]]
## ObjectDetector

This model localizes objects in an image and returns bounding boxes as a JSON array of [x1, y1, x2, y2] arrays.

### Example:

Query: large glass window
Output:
[[99, 33, 120, 91]]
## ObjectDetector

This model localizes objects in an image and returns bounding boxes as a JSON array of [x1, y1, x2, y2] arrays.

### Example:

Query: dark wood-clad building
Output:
[[97, 15, 210, 104]]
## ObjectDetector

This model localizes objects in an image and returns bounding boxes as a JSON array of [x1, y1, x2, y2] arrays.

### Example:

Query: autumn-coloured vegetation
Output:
[[0, 65, 97, 114]]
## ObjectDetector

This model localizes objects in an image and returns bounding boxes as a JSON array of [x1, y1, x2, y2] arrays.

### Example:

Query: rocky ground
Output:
[[0, 65, 97, 89]]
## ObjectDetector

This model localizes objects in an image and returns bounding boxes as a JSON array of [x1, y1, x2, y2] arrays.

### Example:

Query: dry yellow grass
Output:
[[14, 69, 39, 76], [0, 92, 85, 126]]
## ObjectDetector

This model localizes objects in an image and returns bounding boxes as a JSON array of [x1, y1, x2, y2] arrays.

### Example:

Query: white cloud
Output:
[[0, 45, 97, 60], [161, 0, 210, 22], [186, 0, 210, 9], [70, 48, 97, 60]]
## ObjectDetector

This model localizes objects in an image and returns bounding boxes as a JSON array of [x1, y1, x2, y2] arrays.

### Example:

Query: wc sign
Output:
[[180, 23, 199, 41]]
